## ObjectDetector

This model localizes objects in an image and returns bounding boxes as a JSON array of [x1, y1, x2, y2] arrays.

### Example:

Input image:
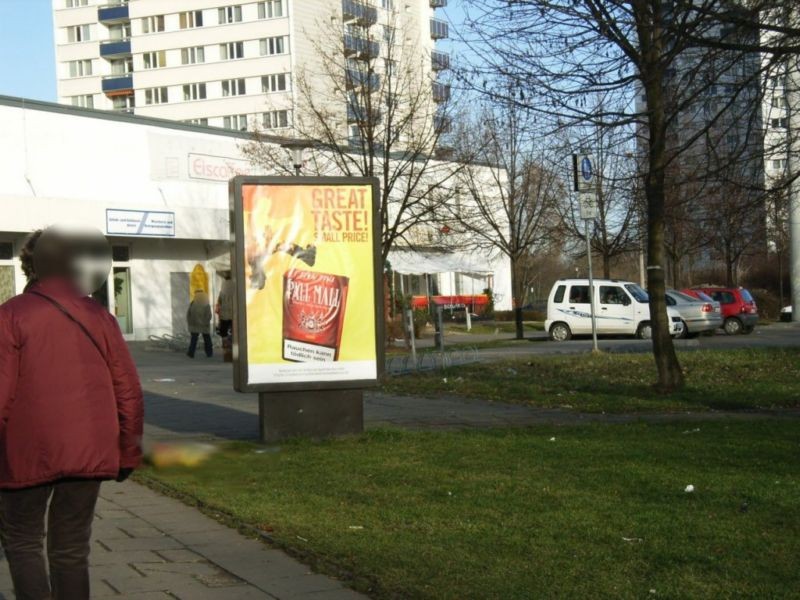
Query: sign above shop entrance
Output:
[[106, 209, 176, 237]]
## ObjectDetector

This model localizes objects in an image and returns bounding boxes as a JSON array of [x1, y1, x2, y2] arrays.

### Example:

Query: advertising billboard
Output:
[[230, 176, 383, 392]]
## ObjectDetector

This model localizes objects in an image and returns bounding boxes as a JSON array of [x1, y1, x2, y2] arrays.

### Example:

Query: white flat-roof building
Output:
[[0, 96, 511, 339], [52, 0, 449, 132]]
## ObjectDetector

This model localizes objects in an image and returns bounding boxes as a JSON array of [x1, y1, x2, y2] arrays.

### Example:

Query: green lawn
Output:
[[382, 348, 800, 413], [142, 421, 800, 599]]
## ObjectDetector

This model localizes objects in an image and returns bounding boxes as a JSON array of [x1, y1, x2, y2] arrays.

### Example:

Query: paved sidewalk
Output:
[[0, 481, 365, 600]]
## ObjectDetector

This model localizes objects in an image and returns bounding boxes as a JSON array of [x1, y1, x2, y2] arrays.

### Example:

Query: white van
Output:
[[544, 279, 684, 341]]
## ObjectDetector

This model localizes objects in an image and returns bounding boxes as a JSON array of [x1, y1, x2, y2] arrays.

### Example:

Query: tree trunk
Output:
[[510, 257, 524, 340], [603, 249, 611, 279], [642, 42, 685, 392]]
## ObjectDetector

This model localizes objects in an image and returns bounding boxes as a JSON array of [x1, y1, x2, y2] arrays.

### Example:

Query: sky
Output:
[[0, 0, 57, 101], [0, 0, 465, 103]]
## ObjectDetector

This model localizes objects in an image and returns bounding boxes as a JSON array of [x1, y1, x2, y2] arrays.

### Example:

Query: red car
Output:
[[684, 287, 758, 335]]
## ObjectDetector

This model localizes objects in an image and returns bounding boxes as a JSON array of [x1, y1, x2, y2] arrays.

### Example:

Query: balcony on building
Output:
[[430, 0, 448, 7], [430, 18, 449, 40], [100, 39, 132, 58], [98, 3, 130, 24], [346, 68, 381, 91], [344, 34, 380, 59], [431, 50, 450, 71], [102, 74, 133, 95], [342, 0, 378, 26], [434, 113, 452, 133], [432, 82, 451, 103], [347, 103, 381, 123]]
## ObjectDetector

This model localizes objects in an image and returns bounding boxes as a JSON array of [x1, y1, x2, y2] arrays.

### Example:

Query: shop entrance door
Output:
[[113, 267, 133, 335]]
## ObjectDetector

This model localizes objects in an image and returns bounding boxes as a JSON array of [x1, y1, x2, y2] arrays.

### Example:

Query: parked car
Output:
[[665, 290, 723, 338], [781, 305, 793, 322], [690, 287, 758, 335], [545, 279, 684, 341]]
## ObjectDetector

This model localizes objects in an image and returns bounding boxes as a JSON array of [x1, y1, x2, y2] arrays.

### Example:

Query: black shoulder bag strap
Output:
[[29, 291, 108, 366]]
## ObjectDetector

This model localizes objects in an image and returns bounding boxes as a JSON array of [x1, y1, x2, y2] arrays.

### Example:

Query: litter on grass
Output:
[[622, 537, 643, 543], [152, 378, 176, 382], [685, 484, 695, 493], [348, 526, 364, 530]]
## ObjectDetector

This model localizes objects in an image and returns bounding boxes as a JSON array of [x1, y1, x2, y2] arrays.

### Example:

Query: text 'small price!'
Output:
[[232, 179, 381, 391]]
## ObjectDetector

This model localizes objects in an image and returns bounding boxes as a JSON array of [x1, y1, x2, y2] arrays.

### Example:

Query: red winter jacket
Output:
[[0, 278, 144, 489]]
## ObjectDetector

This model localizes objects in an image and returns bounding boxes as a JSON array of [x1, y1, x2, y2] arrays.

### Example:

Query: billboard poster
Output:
[[230, 176, 383, 392]]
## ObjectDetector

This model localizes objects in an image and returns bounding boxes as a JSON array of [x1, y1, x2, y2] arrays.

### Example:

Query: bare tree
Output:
[[242, 4, 465, 263], [449, 97, 563, 339], [461, 0, 800, 391]]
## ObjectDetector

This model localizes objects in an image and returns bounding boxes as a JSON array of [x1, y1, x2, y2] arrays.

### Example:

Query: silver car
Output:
[[665, 290, 723, 338]]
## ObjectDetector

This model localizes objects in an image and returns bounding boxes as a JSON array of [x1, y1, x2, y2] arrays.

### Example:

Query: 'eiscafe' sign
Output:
[[189, 153, 258, 182]]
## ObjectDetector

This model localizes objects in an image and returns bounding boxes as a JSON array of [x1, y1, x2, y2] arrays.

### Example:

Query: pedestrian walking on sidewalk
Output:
[[0, 227, 144, 600], [187, 290, 213, 358]]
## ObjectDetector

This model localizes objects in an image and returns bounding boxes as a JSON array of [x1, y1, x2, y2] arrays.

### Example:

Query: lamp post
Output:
[[280, 139, 308, 176]]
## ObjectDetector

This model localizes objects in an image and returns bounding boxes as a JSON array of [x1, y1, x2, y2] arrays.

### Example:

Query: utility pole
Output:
[[574, 151, 600, 351], [788, 44, 800, 322]]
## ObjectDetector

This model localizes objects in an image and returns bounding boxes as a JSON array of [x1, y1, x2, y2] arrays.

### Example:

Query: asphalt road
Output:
[[413, 322, 800, 360]]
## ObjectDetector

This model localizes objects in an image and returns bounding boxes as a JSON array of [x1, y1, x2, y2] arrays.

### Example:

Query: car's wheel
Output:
[[723, 317, 743, 335], [677, 320, 690, 339], [636, 322, 652, 340], [742, 325, 755, 335], [549, 322, 572, 342]]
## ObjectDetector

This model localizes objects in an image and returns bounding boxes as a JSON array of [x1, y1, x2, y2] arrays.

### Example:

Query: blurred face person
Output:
[[0, 226, 143, 600]]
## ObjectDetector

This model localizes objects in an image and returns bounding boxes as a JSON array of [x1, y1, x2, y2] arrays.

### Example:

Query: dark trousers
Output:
[[218, 319, 232, 338], [0, 480, 101, 600], [187, 332, 213, 357]]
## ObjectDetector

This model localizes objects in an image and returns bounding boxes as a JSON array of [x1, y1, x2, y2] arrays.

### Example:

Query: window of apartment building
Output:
[[220, 42, 245, 60], [112, 95, 136, 112], [771, 97, 786, 108], [262, 109, 291, 129], [218, 5, 243, 24], [185, 118, 209, 126], [257, 1, 284, 19], [108, 23, 131, 40], [67, 24, 91, 43], [181, 46, 205, 65], [144, 87, 169, 105], [142, 15, 165, 34], [381, 0, 393, 9], [772, 117, 788, 129], [223, 114, 249, 130], [68, 59, 93, 77], [179, 10, 204, 29], [260, 36, 287, 56], [262, 73, 289, 93], [110, 57, 133, 75], [772, 159, 787, 170], [183, 83, 207, 101], [66, 0, 88, 7], [143, 51, 167, 69], [70, 95, 94, 109], [222, 78, 247, 96]]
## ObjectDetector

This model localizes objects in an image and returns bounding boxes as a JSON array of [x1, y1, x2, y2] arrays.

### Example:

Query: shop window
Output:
[[0, 242, 13, 260], [112, 245, 130, 262]]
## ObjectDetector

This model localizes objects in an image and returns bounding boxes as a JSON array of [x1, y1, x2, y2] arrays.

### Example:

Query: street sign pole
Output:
[[585, 217, 599, 352], [574, 151, 600, 352]]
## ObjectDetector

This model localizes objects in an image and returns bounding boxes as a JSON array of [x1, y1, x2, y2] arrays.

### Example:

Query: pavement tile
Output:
[[153, 548, 206, 563], [98, 536, 185, 552]]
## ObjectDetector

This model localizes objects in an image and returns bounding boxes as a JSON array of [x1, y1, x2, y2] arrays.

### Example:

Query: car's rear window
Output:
[[568, 285, 590, 304], [694, 291, 714, 302], [671, 291, 700, 303], [711, 291, 736, 304], [740, 289, 754, 302], [554, 285, 566, 304]]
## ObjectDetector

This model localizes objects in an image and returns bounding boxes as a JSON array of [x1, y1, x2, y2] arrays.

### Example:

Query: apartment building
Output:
[[52, 0, 449, 132]]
